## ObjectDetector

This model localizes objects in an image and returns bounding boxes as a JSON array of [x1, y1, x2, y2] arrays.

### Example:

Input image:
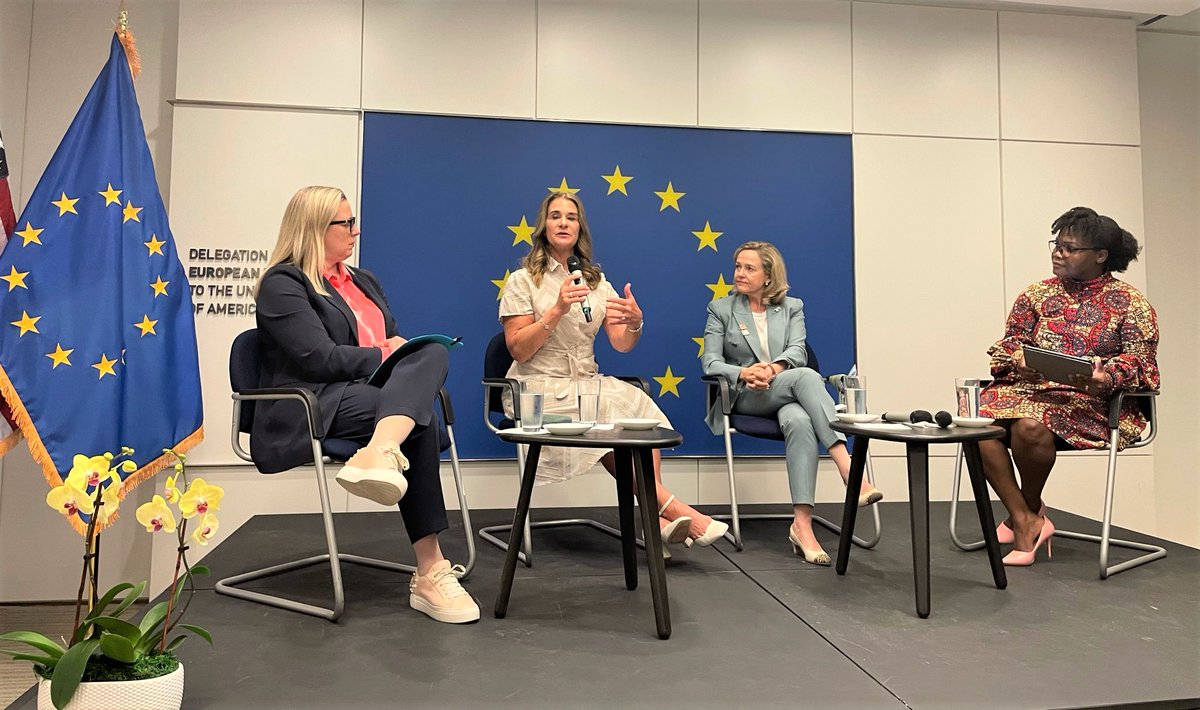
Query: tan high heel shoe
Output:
[[1002, 517, 1055, 566], [788, 527, 831, 566]]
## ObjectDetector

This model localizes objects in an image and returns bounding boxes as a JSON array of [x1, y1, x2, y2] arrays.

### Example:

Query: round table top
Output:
[[496, 425, 683, 449], [830, 421, 1005, 444]]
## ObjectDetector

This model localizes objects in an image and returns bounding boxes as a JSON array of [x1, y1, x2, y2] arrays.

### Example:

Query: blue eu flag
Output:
[[0, 35, 203, 530]]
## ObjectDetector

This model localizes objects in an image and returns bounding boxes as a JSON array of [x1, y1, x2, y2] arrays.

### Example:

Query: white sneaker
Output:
[[335, 443, 409, 506], [409, 560, 480, 624]]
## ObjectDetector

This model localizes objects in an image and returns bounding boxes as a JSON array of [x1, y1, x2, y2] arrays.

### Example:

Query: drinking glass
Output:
[[519, 378, 545, 431], [576, 377, 602, 425], [955, 378, 982, 418], [842, 375, 868, 415]]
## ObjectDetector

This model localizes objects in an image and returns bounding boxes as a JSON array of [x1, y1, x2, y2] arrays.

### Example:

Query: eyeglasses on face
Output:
[[1048, 239, 1098, 255], [329, 217, 357, 230]]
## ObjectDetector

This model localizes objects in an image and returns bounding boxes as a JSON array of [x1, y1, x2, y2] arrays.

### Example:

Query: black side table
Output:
[[831, 421, 1008, 618], [494, 426, 684, 639]]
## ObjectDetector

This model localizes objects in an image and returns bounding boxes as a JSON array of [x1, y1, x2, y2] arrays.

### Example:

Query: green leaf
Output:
[[163, 635, 188, 653], [90, 617, 142, 643], [0, 631, 65, 659], [178, 624, 213, 645], [137, 601, 169, 638], [86, 582, 136, 618], [50, 638, 100, 710], [97, 632, 138, 663], [188, 564, 211, 577], [106, 581, 148, 620], [8, 652, 57, 667]]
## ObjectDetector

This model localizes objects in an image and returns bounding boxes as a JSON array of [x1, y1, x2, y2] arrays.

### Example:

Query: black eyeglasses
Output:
[[1048, 240, 1098, 255], [329, 217, 357, 230]]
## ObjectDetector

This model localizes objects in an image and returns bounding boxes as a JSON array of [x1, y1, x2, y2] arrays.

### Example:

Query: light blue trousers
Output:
[[731, 368, 845, 506]]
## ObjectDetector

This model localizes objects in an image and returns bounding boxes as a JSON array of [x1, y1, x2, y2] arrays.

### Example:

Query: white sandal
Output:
[[657, 495, 692, 556]]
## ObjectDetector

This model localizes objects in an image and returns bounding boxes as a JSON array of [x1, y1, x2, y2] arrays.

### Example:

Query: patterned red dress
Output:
[[979, 274, 1159, 450]]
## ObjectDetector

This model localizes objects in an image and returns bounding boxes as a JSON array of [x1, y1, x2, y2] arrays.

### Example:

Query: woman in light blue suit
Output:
[[702, 242, 883, 565]]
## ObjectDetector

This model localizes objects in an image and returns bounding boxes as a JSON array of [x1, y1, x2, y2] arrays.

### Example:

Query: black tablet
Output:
[[1022, 345, 1093, 384]]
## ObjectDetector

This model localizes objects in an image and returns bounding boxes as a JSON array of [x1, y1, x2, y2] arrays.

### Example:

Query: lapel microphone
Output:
[[565, 255, 593, 323]]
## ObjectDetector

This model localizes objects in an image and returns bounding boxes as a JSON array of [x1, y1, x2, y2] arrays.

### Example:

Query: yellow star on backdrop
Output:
[[706, 274, 734, 301], [46, 344, 73, 369], [144, 234, 166, 255], [150, 276, 169, 297], [654, 182, 685, 212], [692, 221, 723, 251], [601, 166, 634, 196], [491, 269, 511, 301], [10, 310, 40, 336], [51, 192, 79, 216], [653, 366, 685, 398], [507, 216, 534, 246], [99, 183, 122, 206], [2, 266, 29, 291], [134, 315, 158, 337], [547, 178, 580, 194], [122, 201, 142, 223], [92, 354, 118, 379], [692, 337, 705, 357], [16, 223, 43, 247]]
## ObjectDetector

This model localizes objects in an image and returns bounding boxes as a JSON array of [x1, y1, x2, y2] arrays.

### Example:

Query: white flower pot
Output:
[[36, 664, 183, 710]]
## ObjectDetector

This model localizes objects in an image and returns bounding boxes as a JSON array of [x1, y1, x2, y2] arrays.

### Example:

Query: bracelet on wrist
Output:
[[539, 319, 554, 333], [627, 320, 644, 333]]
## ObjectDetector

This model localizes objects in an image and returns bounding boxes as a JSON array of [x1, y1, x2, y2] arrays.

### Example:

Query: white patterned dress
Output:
[[499, 262, 672, 484]]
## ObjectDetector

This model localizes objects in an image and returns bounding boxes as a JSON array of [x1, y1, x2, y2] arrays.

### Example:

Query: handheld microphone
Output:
[[881, 410, 934, 424], [565, 255, 593, 323], [934, 410, 954, 427]]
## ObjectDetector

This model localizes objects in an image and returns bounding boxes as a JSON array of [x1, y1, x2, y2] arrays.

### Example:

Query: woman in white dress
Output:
[[499, 191, 727, 555]]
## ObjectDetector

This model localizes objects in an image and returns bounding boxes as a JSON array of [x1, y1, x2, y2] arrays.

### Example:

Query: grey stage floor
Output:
[[8, 502, 1199, 709]]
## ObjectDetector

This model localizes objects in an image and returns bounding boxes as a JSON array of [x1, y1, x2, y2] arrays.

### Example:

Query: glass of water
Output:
[[842, 375, 868, 415], [519, 378, 545, 431], [576, 376, 602, 425], [955, 377, 982, 417]]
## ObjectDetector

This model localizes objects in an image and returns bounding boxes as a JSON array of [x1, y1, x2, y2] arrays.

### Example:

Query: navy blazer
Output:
[[701, 293, 808, 434], [251, 262, 398, 473]]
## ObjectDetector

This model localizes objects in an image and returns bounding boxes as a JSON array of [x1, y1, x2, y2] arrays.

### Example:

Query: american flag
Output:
[[0, 129, 18, 451]]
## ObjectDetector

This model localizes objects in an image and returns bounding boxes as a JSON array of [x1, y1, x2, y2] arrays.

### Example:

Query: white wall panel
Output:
[[168, 106, 361, 466], [176, 0, 362, 107], [852, 2, 999, 139], [0, 0, 33, 210], [1000, 141, 1145, 306], [362, 0, 536, 117], [698, 0, 851, 132], [854, 135, 1005, 445], [999, 12, 1140, 145], [537, 0, 698, 125]]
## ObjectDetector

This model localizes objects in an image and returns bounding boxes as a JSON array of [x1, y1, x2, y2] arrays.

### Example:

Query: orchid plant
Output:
[[0, 447, 222, 710]]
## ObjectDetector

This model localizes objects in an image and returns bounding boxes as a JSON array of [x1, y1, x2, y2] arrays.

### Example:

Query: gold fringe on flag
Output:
[[115, 5, 141, 80]]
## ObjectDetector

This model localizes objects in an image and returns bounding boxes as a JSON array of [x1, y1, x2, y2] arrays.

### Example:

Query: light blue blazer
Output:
[[701, 293, 808, 434]]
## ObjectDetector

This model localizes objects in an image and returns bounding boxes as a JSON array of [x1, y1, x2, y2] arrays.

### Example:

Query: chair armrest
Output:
[[436, 387, 455, 426], [232, 386, 325, 440], [617, 375, 651, 395], [700, 374, 732, 416], [482, 377, 521, 429], [1109, 390, 1159, 440]]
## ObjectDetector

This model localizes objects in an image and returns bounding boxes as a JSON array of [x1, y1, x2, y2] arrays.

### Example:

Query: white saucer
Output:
[[615, 418, 660, 431], [835, 413, 881, 423], [544, 422, 594, 436], [952, 416, 995, 428], [498, 427, 548, 436]]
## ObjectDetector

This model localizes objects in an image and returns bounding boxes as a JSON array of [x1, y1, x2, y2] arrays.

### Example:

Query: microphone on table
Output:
[[881, 410, 934, 424], [565, 255, 593, 323], [934, 410, 954, 427]]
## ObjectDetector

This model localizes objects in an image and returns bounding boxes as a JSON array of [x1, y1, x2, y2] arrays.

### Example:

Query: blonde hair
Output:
[[257, 186, 347, 297], [520, 191, 601, 288], [733, 241, 790, 305]]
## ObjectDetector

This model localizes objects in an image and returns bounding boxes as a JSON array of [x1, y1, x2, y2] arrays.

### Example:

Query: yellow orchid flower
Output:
[[93, 475, 124, 526], [46, 484, 95, 518], [135, 495, 177, 533], [179, 478, 224, 519], [191, 513, 219, 546], [65, 454, 110, 491], [164, 474, 181, 504]]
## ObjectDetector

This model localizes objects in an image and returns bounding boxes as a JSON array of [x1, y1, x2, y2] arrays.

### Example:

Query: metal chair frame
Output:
[[479, 333, 649, 566], [216, 330, 476, 621], [701, 372, 882, 551], [949, 386, 1163, 579]]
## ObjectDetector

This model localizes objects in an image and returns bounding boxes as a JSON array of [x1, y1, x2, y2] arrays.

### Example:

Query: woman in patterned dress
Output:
[[978, 206, 1159, 566], [499, 191, 728, 555]]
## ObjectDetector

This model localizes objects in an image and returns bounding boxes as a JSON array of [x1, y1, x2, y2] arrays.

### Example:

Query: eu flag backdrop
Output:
[[362, 113, 854, 458], [0, 35, 203, 530]]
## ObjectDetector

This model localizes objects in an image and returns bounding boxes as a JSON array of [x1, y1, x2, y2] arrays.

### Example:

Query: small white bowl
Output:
[[952, 416, 995, 428], [835, 413, 881, 423], [544, 422, 594, 436], [614, 418, 661, 431]]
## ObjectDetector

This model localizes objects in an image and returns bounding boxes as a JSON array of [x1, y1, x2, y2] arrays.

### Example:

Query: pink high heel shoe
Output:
[[1002, 517, 1055, 566], [996, 503, 1046, 545]]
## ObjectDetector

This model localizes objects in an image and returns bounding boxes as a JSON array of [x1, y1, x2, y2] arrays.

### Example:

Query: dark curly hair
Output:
[[1051, 206, 1141, 273]]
